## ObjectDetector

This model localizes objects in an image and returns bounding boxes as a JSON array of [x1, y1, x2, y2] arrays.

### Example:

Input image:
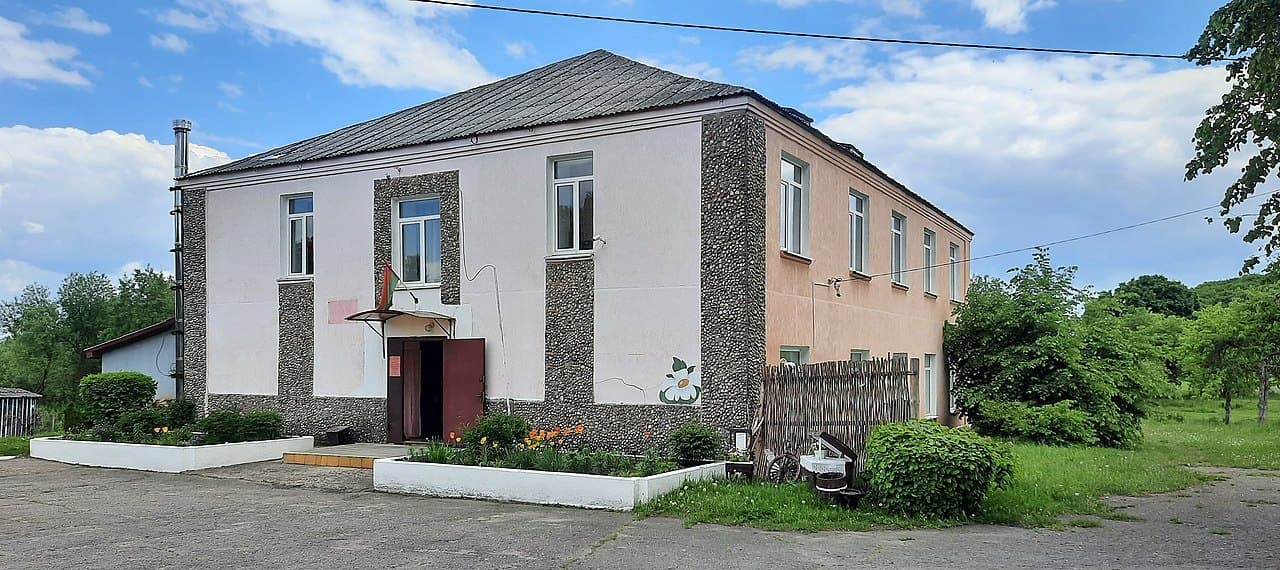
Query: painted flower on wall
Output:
[[660, 357, 701, 405]]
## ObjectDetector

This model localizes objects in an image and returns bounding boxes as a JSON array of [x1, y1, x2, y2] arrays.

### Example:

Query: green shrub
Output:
[[167, 398, 198, 428], [865, 420, 1014, 518], [972, 400, 1097, 446], [197, 410, 283, 444], [116, 407, 171, 433], [461, 413, 531, 448], [666, 423, 721, 461], [79, 372, 156, 425]]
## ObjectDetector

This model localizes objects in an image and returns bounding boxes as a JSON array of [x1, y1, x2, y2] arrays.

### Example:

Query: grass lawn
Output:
[[0, 436, 34, 456], [638, 400, 1279, 531]]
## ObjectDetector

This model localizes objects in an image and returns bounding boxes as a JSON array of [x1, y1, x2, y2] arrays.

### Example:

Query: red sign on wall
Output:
[[388, 355, 402, 377]]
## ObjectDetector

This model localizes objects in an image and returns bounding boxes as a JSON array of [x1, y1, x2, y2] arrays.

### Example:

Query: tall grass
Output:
[[638, 400, 1279, 530]]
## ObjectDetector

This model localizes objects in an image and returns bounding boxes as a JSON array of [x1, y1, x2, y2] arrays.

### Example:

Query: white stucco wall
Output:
[[99, 331, 176, 400], [192, 100, 731, 404]]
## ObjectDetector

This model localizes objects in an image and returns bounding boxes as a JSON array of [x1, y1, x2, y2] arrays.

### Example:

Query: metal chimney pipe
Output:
[[173, 119, 191, 178], [170, 119, 190, 400]]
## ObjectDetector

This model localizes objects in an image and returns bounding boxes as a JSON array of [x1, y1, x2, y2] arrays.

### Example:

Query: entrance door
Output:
[[442, 339, 485, 439]]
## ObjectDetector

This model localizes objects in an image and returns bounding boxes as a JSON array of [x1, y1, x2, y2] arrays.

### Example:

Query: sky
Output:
[[0, 0, 1258, 299]]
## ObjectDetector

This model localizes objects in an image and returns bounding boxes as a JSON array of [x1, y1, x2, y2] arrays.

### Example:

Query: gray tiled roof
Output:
[[191, 49, 754, 177], [0, 387, 41, 398]]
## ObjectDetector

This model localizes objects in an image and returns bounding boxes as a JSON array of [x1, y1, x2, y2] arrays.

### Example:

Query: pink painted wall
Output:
[[760, 108, 972, 421]]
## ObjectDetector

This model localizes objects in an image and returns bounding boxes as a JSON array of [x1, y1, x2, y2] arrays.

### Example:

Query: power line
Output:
[[411, 0, 1236, 62], [838, 188, 1280, 284]]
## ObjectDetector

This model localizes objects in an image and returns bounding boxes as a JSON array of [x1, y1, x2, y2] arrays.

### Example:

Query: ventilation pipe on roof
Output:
[[170, 119, 190, 399]]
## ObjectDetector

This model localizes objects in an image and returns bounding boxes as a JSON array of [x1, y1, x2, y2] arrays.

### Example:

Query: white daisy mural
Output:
[[660, 357, 701, 405]]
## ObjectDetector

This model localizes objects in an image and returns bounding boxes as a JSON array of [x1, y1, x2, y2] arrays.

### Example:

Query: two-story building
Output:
[[174, 49, 971, 447]]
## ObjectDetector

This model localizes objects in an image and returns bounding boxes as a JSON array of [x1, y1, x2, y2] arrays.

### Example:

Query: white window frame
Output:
[[891, 212, 906, 285], [849, 191, 868, 273], [394, 196, 442, 287], [780, 346, 810, 365], [283, 194, 313, 278], [780, 155, 808, 256], [549, 154, 594, 255], [923, 229, 937, 294], [850, 349, 871, 362], [949, 242, 961, 301], [891, 352, 908, 363], [924, 354, 938, 417]]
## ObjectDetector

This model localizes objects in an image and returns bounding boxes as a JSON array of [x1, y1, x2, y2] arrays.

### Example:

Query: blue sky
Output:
[[0, 0, 1256, 298]]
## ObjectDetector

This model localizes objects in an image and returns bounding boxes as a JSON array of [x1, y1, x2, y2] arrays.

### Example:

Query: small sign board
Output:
[[388, 355, 402, 377]]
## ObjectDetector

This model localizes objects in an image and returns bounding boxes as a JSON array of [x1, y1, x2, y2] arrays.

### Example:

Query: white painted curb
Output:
[[373, 458, 725, 510], [29, 436, 315, 473]]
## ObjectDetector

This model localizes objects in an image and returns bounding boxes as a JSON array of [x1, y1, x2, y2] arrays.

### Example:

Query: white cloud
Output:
[[137, 76, 154, 88], [0, 126, 229, 296], [36, 7, 110, 36], [738, 42, 868, 81], [0, 259, 61, 297], [199, 0, 494, 92], [880, 0, 923, 17], [218, 81, 243, 97], [20, 220, 44, 234], [970, 0, 1054, 33], [815, 51, 1248, 287], [503, 41, 533, 59], [635, 56, 725, 82], [150, 32, 191, 53], [0, 16, 90, 86], [153, 3, 223, 33]]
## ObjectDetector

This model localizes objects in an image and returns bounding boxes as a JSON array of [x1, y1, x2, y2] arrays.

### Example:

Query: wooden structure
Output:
[[753, 357, 917, 474], [0, 387, 41, 438]]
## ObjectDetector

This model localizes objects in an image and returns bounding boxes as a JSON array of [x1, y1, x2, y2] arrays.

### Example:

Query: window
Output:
[[285, 195, 313, 277], [780, 346, 809, 365], [891, 213, 906, 285], [924, 354, 938, 417], [551, 155, 594, 254], [396, 197, 441, 285], [891, 352, 908, 364], [849, 191, 867, 272], [850, 349, 871, 362], [923, 230, 937, 294], [780, 157, 807, 255], [949, 242, 961, 301]]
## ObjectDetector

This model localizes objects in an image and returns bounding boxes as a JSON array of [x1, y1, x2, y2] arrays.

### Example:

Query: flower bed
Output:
[[30, 435, 315, 473], [374, 456, 725, 510]]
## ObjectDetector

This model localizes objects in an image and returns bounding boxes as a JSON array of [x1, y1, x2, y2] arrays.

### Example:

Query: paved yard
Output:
[[2, 458, 1276, 569]]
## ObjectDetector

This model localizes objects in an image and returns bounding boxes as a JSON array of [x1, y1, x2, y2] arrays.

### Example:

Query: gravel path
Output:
[[2, 459, 1276, 569]]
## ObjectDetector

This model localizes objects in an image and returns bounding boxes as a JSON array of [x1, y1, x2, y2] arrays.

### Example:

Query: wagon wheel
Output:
[[766, 453, 800, 484]]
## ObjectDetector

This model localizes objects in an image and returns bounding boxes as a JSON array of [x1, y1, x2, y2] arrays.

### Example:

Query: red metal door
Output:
[[442, 339, 485, 438]]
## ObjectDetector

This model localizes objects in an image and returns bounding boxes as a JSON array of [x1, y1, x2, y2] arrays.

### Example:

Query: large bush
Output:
[[945, 250, 1164, 448], [461, 413, 531, 448], [865, 421, 1014, 518], [197, 410, 283, 444], [666, 423, 720, 461], [79, 372, 156, 425], [971, 400, 1097, 446]]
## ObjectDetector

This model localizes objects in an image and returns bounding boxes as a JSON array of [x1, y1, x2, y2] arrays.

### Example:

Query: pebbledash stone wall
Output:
[[373, 171, 461, 305], [181, 188, 208, 409], [487, 109, 768, 453]]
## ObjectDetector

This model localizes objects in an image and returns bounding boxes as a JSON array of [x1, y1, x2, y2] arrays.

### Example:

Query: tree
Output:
[[1180, 286, 1280, 423], [108, 267, 173, 338], [1193, 270, 1280, 306], [1114, 274, 1200, 317], [57, 272, 116, 381], [944, 250, 1162, 447], [1186, 0, 1280, 273], [0, 285, 76, 403]]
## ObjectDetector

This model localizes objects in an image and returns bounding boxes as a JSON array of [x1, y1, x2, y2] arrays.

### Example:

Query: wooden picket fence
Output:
[[752, 358, 917, 473]]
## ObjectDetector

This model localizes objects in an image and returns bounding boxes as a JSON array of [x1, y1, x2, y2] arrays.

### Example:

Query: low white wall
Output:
[[373, 458, 724, 510], [29, 436, 314, 473]]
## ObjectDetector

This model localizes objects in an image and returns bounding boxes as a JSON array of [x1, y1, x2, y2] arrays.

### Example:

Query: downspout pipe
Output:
[[170, 119, 190, 399]]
